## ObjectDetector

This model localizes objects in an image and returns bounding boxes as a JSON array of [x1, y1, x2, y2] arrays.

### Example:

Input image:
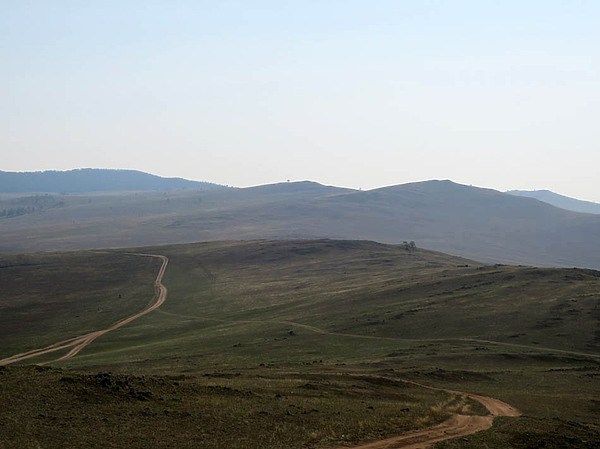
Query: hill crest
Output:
[[507, 189, 600, 215], [0, 169, 224, 193]]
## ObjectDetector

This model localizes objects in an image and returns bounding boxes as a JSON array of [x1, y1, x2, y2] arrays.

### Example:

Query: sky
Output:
[[3, 1, 600, 201]]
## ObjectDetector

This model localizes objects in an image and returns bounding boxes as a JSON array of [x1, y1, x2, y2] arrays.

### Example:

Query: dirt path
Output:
[[157, 309, 400, 341], [0, 253, 168, 366], [332, 377, 520, 449], [1, 255, 522, 447], [340, 414, 494, 449], [157, 310, 523, 447], [461, 337, 600, 360], [156, 310, 599, 359]]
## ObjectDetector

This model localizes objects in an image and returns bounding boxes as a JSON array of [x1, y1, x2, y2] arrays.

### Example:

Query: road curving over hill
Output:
[[0, 251, 522, 448], [0, 253, 168, 366], [332, 376, 520, 449]]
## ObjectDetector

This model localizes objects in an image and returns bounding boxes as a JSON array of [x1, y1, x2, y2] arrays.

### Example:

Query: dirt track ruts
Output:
[[157, 310, 522, 447], [332, 377, 520, 449], [1, 254, 521, 448], [157, 310, 598, 360], [0, 253, 168, 366]]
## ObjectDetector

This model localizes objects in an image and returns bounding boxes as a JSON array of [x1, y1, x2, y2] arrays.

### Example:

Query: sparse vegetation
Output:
[[1, 239, 599, 447], [0, 366, 464, 449], [0, 194, 64, 219]]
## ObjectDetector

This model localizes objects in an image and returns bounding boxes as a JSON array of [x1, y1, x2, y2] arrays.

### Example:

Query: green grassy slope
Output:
[[0, 251, 159, 358], [1, 240, 599, 448], [1, 366, 472, 449], [78, 239, 600, 360]]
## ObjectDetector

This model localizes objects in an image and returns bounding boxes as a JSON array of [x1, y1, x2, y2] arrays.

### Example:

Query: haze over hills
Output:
[[507, 189, 600, 215], [0, 168, 223, 193], [1, 175, 600, 270]]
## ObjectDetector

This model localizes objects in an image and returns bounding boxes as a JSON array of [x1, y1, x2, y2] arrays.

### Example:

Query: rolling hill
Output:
[[1, 179, 599, 270], [1, 240, 598, 448], [0, 168, 224, 193], [507, 189, 600, 215]]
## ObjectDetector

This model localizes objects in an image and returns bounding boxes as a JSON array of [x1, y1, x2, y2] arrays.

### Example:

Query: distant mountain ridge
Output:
[[0, 169, 224, 193], [507, 189, 600, 215], [1, 177, 600, 270]]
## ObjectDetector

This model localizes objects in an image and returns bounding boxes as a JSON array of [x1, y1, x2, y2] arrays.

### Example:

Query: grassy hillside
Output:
[[0, 251, 160, 358], [1, 180, 599, 270], [1, 366, 470, 449], [1, 240, 598, 448]]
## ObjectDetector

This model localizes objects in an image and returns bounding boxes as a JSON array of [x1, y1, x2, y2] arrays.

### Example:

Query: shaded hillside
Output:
[[508, 189, 600, 215], [0, 180, 599, 270], [0, 169, 223, 193], [308, 180, 600, 268]]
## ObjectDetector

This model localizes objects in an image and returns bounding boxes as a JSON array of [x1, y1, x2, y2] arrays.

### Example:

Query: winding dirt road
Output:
[[0, 253, 168, 366], [1, 253, 521, 448], [333, 377, 520, 449], [156, 310, 522, 447]]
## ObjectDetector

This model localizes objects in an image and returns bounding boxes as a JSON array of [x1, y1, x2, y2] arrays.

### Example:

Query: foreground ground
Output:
[[1, 240, 599, 447], [2, 366, 492, 449]]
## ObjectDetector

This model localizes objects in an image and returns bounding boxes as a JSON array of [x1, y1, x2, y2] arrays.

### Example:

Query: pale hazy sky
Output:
[[3, 1, 600, 201]]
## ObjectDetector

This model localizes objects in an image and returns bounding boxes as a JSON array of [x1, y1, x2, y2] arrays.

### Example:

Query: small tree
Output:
[[402, 241, 417, 250]]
